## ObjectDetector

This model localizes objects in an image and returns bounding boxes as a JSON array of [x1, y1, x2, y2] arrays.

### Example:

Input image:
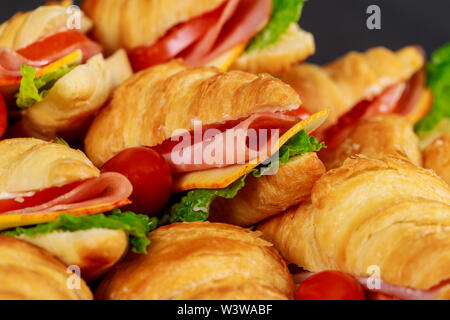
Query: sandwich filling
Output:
[[128, 0, 305, 71]]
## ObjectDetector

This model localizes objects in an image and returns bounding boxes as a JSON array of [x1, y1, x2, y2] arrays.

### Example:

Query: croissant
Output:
[[85, 59, 301, 167], [423, 135, 450, 185], [0, 235, 93, 300], [0, 138, 131, 281], [0, 1, 93, 50], [320, 114, 422, 170], [259, 156, 450, 300], [209, 152, 325, 226], [20, 50, 132, 141], [279, 46, 425, 130], [96, 222, 294, 300]]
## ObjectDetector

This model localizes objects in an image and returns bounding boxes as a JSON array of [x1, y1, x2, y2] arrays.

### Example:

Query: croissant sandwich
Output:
[[0, 138, 156, 281], [279, 46, 430, 153], [0, 235, 93, 300], [85, 60, 328, 226], [259, 156, 450, 300], [82, 0, 315, 74], [0, 1, 133, 140], [96, 222, 294, 300], [423, 135, 450, 185]]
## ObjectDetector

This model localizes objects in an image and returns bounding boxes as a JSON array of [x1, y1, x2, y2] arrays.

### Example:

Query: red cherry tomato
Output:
[[128, 4, 222, 71], [101, 147, 173, 216], [295, 271, 365, 300], [0, 180, 83, 214]]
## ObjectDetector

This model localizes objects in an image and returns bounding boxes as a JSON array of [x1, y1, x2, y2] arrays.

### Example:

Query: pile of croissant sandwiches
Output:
[[0, 0, 448, 301]]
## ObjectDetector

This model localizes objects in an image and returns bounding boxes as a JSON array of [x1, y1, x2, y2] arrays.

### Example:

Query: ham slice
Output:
[[1, 172, 132, 216], [0, 30, 102, 81], [160, 112, 301, 173]]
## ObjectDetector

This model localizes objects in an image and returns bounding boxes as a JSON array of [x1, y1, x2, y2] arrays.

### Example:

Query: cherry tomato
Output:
[[101, 147, 173, 216], [0, 93, 6, 138], [0, 180, 83, 214], [295, 271, 365, 300], [128, 4, 222, 71]]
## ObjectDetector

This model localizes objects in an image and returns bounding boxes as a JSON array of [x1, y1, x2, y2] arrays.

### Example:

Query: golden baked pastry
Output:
[[96, 222, 294, 300], [0, 235, 93, 300], [0, 138, 99, 193], [230, 23, 315, 74], [259, 156, 450, 300], [279, 46, 425, 129], [321, 114, 422, 170], [21, 50, 133, 140], [209, 152, 325, 226], [17, 229, 128, 281], [423, 135, 450, 185], [82, 0, 226, 53], [0, 1, 93, 50], [85, 59, 301, 167]]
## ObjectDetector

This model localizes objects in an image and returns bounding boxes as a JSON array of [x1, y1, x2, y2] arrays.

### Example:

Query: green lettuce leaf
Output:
[[415, 43, 450, 133], [16, 64, 76, 109], [2, 210, 158, 254], [161, 130, 325, 224], [246, 0, 305, 53]]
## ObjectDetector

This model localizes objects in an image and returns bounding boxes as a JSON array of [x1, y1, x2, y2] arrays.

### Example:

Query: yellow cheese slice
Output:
[[0, 199, 130, 231], [35, 49, 83, 77], [173, 109, 329, 192], [206, 43, 247, 71], [406, 87, 433, 125]]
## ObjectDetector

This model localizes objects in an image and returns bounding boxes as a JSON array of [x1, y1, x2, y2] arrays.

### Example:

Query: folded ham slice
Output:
[[1, 172, 132, 216], [159, 112, 301, 173]]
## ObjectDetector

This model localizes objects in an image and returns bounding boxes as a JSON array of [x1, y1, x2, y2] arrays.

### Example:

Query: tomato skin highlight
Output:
[[101, 147, 173, 216], [0, 93, 6, 138], [295, 271, 366, 300]]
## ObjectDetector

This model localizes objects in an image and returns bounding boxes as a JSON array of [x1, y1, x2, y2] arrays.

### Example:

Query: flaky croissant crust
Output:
[[96, 222, 294, 300], [0, 236, 93, 300], [0, 138, 99, 193], [85, 59, 301, 167], [279, 46, 425, 129], [259, 156, 450, 295]]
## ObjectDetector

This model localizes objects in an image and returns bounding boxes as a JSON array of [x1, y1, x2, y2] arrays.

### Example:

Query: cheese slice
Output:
[[35, 49, 83, 77], [173, 109, 329, 192], [406, 87, 433, 125], [206, 43, 247, 71], [0, 199, 130, 231]]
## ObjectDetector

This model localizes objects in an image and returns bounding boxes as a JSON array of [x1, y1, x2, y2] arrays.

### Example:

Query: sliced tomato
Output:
[[283, 106, 311, 120], [0, 93, 6, 138], [17, 30, 102, 64], [0, 180, 84, 214], [128, 3, 225, 71]]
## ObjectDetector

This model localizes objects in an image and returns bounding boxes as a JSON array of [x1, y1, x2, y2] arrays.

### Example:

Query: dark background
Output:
[[1, 0, 449, 63]]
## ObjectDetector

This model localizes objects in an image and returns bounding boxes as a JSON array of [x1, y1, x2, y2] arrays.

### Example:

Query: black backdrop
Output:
[[1, 0, 449, 63]]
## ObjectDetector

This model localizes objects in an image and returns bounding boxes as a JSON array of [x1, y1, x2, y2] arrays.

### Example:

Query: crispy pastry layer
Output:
[[279, 46, 425, 129], [0, 138, 99, 193], [321, 114, 422, 170], [85, 59, 301, 167], [21, 50, 132, 140], [424, 135, 450, 185], [209, 153, 325, 226], [0, 236, 93, 300], [231, 24, 315, 74], [96, 222, 294, 300], [82, 0, 227, 53], [259, 156, 450, 298], [17, 229, 128, 281], [0, 1, 92, 50]]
